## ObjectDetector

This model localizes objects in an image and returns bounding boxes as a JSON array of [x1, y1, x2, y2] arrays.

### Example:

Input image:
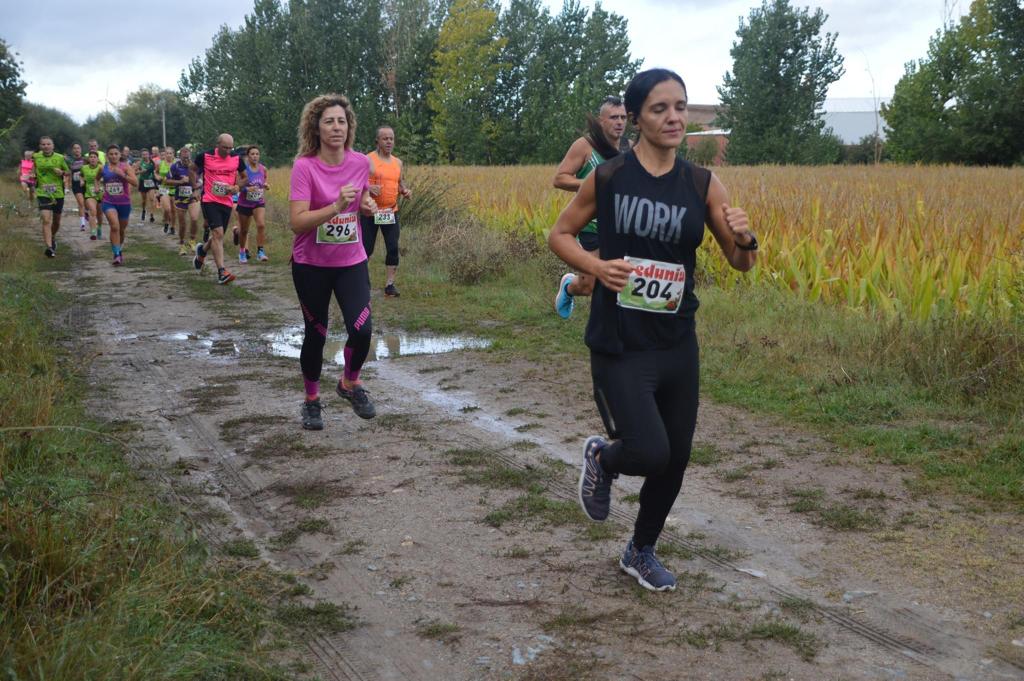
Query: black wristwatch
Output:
[[735, 234, 759, 251]]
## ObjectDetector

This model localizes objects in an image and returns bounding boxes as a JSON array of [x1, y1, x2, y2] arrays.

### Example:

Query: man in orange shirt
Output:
[[363, 126, 411, 297]]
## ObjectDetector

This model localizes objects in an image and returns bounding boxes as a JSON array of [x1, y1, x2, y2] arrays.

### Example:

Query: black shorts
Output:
[[38, 197, 64, 213], [577, 230, 599, 252], [236, 204, 264, 217], [201, 202, 233, 229], [71, 182, 84, 196]]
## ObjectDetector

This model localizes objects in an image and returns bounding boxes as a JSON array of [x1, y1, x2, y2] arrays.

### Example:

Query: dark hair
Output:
[[598, 95, 623, 111], [87, 151, 98, 157], [107, 144, 119, 152], [246, 144, 260, 154], [624, 69, 687, 123]]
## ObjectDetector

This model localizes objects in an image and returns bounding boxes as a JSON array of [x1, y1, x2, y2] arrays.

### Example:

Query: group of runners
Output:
[[19, 67, 758, 595], [280, 69, 757, 594]]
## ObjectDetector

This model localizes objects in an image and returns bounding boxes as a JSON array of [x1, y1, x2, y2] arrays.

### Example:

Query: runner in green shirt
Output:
[[86, 139, 106, 229], [33, 136, 70, 258], [81, 151, 104, 240], [155, 147, 175, 234]]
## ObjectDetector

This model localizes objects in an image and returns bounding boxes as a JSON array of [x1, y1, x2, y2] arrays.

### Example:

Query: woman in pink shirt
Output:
[[19, 150, 36, 202], [289, 94, 379, 430]]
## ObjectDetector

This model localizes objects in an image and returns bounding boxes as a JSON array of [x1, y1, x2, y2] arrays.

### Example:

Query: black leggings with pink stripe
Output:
[[292, 260, 372, 394]]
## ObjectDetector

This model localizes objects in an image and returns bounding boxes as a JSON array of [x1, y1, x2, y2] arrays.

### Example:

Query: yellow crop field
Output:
[[266, 164, 1024, 321]]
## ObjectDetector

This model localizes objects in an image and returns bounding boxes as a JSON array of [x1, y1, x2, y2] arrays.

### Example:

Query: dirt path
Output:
[[55, 219, 1023, 681]]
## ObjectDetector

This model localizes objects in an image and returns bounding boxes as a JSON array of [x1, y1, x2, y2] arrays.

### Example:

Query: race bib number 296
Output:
[[316, 212, 359, 245], [616, 256, 686, 314]]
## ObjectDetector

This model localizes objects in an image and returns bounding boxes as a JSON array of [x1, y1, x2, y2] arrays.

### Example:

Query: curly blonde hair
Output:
[[296, 94, 357, 158]]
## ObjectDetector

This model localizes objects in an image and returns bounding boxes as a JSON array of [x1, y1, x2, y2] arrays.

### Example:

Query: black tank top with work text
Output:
[[585, 150, 710, 354]]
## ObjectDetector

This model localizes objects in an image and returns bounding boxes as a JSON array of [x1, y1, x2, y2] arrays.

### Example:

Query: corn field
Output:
[[267, 164, 1024, 321]]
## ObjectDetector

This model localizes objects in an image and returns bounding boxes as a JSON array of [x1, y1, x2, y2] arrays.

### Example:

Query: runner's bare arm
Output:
[[552, 138, 590, 192], [360, 190, 377, 216], [548, 173, 632, 292], [705, 174, 757, 272], [124, 165, 138, 187], [398, 161, 411, 198]]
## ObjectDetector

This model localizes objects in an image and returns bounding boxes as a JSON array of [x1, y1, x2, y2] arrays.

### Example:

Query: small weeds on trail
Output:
[[787, 488, 885, 531], [223, 538, 260, 558], [277, 601, 357, 633], [779, 596, 818, 622], [220, 413, 290, 441], [0, 199, 297, 679], [675, 618, 820, 661], [415, 619, 461, 643]]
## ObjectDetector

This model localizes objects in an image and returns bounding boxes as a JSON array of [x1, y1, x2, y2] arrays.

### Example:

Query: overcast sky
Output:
[[3, 0, 968, 124]]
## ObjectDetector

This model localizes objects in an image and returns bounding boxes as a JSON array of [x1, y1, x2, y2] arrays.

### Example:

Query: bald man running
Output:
[[191, 134, 245, 285]]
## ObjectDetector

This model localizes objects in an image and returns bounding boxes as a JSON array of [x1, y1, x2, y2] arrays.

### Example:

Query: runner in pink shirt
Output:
[[190, 134, 245, 285], [288, 94, 378, 430], [19, 150, 36, 202]]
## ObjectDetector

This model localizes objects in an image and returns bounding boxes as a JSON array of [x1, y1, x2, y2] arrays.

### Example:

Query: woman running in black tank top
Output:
[[548, 69, 759, 592]]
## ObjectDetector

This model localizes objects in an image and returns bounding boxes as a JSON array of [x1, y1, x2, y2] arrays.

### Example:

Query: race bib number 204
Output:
[[616, 256, 686, 314], [316, 212, 359, 245]]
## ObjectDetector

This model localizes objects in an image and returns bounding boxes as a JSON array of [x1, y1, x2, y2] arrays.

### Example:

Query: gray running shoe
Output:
[[301, 398, 324, 430], [336, 382, 376, 419], [619, 540, 677, 592], [578, 435, 615, 521]]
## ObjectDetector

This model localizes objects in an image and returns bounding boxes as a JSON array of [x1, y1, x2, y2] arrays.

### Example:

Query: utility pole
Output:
[[160, 97, 167, 148]]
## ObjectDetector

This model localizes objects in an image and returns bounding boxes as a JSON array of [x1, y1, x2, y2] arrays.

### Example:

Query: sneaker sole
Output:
[[301, 422, 324, 431], [578, 436, 608, 522], [618, 559, 676, 592]]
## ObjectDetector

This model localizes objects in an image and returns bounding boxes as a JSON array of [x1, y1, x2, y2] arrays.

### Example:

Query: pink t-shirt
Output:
[[289, 152, 370, 268]]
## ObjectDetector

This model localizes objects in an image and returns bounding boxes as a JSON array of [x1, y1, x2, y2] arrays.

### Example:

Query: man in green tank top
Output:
[[33, 136, 70, 258], [552, 96, 629, 318]]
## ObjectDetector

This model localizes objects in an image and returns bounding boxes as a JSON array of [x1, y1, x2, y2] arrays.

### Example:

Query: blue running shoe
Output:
[[620, 540, 677, 592], [554, 273, 575, 319], [578, 435, 614, 521]]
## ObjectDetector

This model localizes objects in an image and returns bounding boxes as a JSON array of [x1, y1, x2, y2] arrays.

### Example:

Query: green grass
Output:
[[0, 187, 298, 679]]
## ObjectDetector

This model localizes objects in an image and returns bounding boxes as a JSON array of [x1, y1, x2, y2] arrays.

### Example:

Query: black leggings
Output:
[[591, 331, 699, 549], [360, 215, 400, 267], [292, 261, 373, 385]]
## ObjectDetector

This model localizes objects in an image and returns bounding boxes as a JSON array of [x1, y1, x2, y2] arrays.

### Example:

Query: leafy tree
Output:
[[428, 0, 506, 163], [115, 86, 189, 150], [80, 111, 119, 149], [16, 103, 83, 154], [716, 0, 844, 164], [0, 38, 26, 129], [884, 0, 1024, 165]]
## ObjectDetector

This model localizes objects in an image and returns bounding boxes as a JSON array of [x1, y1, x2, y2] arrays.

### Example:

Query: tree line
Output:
[[2, 0, 1022, 167]]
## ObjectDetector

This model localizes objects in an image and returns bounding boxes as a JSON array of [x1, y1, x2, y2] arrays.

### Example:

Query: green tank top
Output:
[[576, 148, 605, 234], [81, 164, 102, 200]]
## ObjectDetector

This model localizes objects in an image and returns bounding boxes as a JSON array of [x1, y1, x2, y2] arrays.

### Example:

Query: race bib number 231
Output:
[[317, 212, 359, 245], [616, 256, 686, 314]]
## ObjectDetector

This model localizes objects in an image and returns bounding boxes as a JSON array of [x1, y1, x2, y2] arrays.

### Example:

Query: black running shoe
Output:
[[336, 382, 376, 419], [384, 283, 400, 298], [44, 246, 55, 258], [301, 398, 324, 430], [163, 223, 169, 234], [149, 214, 154, 223]]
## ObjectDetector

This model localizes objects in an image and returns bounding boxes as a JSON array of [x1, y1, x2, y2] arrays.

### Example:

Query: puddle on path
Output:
[[265, 326, 491, 365]]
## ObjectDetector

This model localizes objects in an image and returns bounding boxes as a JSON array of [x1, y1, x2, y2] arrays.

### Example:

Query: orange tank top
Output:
[[368, 151, 402, 211]]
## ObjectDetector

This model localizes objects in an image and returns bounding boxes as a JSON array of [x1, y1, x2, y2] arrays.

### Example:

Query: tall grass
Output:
[[0, 183, 297, 679]]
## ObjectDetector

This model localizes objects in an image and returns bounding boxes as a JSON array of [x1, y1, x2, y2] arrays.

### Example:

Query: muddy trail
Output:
[[49, 218, 1023, 681]]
